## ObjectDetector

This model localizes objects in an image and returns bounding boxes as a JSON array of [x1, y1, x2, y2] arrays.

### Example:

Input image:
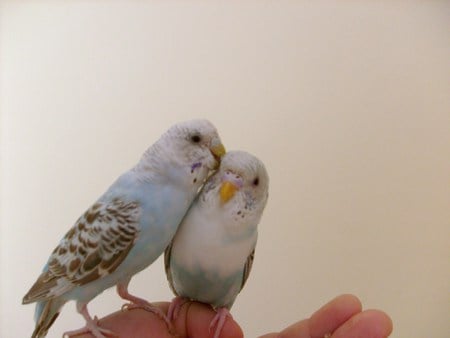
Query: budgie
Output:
[[22, 119, 226, 338], [164, 150, 269, 338]]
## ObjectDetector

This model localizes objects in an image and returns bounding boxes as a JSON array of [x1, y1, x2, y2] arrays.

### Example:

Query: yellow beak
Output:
[[211, 143, 226, 160], [220, 181, 238, 204]]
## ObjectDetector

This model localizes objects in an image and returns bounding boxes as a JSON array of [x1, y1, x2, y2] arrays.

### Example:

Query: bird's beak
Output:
[[210, 138, 226, 167], [212, 143, 226, 159], [211, 139, 226, 160], [220, 181, 239, 204]]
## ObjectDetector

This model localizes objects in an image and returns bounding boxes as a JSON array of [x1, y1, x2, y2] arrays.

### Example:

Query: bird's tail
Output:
[[31, 298, 65, 338]]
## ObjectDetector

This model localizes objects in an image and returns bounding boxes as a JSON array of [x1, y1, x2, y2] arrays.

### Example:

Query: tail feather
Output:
[[31, 298, 65, 338]]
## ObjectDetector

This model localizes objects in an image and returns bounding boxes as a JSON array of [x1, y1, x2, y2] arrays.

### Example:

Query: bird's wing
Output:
[[23, 198, 141, 304], [240, 248, 255, 291], [163, 240, 178, 296]]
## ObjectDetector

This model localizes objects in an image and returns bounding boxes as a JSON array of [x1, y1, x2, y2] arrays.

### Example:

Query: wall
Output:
[[1, 2, 449, 337]]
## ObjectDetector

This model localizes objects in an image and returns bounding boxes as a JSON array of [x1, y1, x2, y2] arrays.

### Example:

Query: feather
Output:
[[23, 119, 225, 338], [23, 199, 140, 304]]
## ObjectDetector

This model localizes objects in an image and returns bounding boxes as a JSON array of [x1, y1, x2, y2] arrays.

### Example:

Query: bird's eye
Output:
[[253, 177, 259, 186], [190, 134, 202, 143]]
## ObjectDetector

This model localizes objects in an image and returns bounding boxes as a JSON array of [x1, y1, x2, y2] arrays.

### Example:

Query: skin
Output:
[[69, 294, 392, 338]]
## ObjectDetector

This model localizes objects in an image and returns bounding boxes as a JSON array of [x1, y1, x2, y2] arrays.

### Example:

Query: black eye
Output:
[[190, 134, 202, 143], [253, 177, 259, 186]]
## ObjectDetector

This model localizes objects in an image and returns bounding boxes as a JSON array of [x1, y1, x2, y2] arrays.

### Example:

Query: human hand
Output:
[[259, 294, 392, 338], [67, 294, 392, 338], [67, 301, 243, 338]]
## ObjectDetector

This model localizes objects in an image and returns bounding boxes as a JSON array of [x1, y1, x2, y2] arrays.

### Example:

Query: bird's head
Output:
[[213, 150, 269, 226], [138, 119, 225, 186], [165, 119, 225, 170]]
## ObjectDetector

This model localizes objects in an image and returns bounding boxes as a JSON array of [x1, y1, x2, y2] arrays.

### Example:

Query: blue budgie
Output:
[[22, 119, 226, 338], [164, 150, 269, 338]]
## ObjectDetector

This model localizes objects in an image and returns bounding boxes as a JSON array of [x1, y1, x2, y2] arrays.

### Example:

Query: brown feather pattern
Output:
[[241, 249, 255, 291], [23, 198, 140, 304]]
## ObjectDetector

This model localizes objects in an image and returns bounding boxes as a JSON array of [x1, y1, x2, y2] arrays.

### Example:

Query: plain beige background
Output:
[[1, 1, 449, 337]]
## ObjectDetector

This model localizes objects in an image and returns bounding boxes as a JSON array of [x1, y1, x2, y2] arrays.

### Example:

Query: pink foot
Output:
[[63, 316, 118, 338], [167, 296, 189, 321], [117, 280, 170, 327], [121, 299, 170, 326], [209, 308, 232, 338]]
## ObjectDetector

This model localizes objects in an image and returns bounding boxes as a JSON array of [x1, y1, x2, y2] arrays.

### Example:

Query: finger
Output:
[[258, 319, 310, 338], [173, 301, 244, 338], [269, 294, 362, 338], [308, 294, 362, 337], [331, 309, 393, 338], [68, 304, 172, 338], [67, 301, 243, 338]]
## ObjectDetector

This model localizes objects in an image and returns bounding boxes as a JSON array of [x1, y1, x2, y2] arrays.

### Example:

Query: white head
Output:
[[136, 119, 226, 185], [202, 150, 269, 231]]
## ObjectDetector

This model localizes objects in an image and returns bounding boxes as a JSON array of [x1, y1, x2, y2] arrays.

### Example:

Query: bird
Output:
[[164, 150, 269, 338], [22, 119, 226, 338]]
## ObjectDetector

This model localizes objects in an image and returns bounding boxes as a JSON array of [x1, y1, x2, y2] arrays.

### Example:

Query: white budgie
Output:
[[23, 119, 226, 338], [165, 150, 269, 338]]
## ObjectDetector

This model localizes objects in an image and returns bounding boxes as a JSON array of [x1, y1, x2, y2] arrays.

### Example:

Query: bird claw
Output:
[[209, 308, 232, 338], [121, 301, 171, 327], [62, 320, 118, 338], [62, 302, 119, 338], [121, 302, 133, 311], [167, 296, 188, 321]]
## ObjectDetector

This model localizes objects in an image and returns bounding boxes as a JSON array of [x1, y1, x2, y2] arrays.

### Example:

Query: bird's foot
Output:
[[209, 307, 232, 338], [167, 296, 189, 321], [63, 316, 118, 338], [122, 299, 170, 327]]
